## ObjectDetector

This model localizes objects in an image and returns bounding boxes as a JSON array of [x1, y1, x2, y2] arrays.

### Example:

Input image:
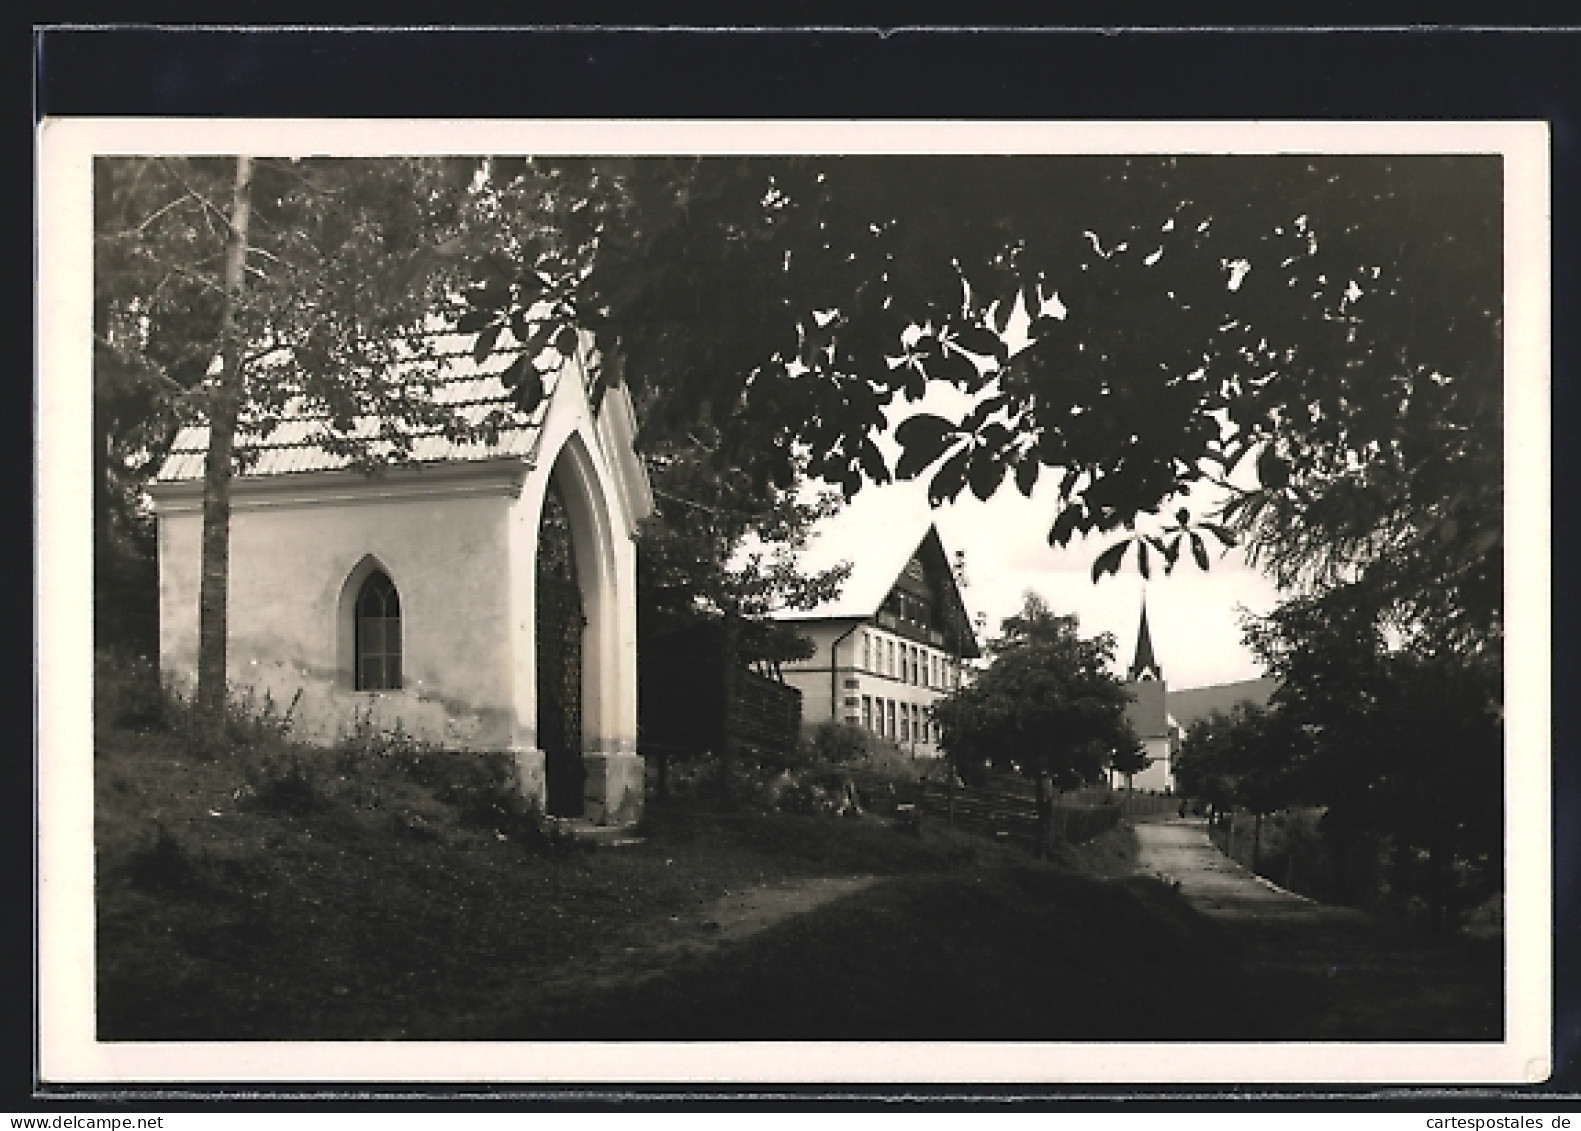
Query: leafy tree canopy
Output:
[[95, 156, 489, 458], [638, 433, 850, 672], [1243, 593, 1502, 861], [455, 154, 1500, 655], [1174, 701, 1306, 817], [930, 592, 1139, 788]]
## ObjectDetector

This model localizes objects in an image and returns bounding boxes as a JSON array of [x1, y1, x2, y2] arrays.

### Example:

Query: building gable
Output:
[[777, 522, 979, 659], [873, 526, 979, 659]]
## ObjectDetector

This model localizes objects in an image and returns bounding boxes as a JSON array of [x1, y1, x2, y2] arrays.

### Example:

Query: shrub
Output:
[[238, 750, 327, 817], [806, 720, 870, 766], [395, 749, 584, 854], [164, 683, 303, 762], [123, 823, 203, 893], [100, 652, 171, 731], [1054, 801, 1122, 845], [773, 770, 863, 816], [337, 705, 431, 768]]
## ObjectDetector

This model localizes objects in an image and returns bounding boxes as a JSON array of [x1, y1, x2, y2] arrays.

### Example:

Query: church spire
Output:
[[1128, 599, 1164, 682]]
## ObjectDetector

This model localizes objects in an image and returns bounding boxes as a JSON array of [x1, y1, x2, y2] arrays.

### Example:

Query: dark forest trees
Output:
[[930, 593, 1139, 788]]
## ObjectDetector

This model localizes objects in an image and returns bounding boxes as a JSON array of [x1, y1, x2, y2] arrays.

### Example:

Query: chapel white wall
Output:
[[156, 485, 518, 750]]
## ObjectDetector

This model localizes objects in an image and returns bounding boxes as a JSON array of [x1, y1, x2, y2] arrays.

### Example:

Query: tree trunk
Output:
[[195, 156, 254, 729]]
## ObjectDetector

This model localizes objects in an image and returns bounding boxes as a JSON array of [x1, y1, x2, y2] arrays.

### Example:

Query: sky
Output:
[[792, 377, 1285, 692], [797, 470, 1282, 693]]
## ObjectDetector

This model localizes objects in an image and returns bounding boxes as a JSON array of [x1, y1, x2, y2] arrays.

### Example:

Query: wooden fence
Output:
[[909, 780, 1136, 851]]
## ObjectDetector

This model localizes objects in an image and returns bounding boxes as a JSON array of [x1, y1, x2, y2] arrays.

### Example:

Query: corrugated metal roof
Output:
[[155, 362, 562, 484]]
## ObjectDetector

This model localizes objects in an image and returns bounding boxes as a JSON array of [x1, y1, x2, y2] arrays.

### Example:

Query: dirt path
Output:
[[1132, 814, 1367, 925], [1129, 814, 1502, 1039]]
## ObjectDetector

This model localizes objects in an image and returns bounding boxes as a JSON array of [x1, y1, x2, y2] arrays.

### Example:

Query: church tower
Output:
[[1121, 598, 1174, 791], [1128, 601, 1164, 682]]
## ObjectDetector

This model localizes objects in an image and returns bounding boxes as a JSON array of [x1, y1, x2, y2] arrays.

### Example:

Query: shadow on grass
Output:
[[94, 658, 1501, 1043], [474, 867, 1279, 1042]]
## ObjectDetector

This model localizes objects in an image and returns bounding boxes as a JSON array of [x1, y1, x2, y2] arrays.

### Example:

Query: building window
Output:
[[355, 569, 402, 691], [887, 640, 896, 678], [862, 696, 872, 730], [887, 700, 896, 739], [863, 632, 872, 671]]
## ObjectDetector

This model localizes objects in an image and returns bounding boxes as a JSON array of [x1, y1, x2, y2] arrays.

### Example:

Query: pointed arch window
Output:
[[355, 570, 402, 691]]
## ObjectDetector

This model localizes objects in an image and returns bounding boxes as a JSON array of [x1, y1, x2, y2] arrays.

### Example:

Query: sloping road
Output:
[[1128, 813, 1502, 1040], [1133, 814, 1368, 924]]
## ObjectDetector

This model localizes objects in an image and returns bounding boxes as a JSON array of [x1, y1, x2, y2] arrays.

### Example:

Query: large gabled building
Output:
[[773, 524, 979, 757]]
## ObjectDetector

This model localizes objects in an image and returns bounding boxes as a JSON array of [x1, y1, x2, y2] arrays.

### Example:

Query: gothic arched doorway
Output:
[[536, 479, 586, 817]]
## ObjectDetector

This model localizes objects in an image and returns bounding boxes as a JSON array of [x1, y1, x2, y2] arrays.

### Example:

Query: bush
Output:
[[772, 770, 863, 816], [1054, 801, 1122, 845], [123, 823, 204, 893], [100, 652, 171, 731], [239, 750, 327, 817], [806, 720, 870, 766], [95, 650, 306, 756]]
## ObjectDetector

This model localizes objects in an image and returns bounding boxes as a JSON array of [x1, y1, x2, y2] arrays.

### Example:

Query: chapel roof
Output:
[[154, 349, 568, 484]]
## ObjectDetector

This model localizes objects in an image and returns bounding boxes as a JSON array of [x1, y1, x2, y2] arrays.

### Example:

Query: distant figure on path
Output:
[[1035, 770, 1054, 859]]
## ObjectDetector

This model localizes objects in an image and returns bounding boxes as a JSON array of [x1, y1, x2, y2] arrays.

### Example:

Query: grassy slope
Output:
[[95, 685, 1499, 1043]]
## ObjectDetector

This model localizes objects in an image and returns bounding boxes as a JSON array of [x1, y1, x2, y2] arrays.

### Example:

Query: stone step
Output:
[[544, 817, 646, 847]]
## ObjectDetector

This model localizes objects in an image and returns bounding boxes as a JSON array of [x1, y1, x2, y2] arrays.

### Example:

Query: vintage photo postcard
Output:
[[36, 117, 1552, 1087]]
